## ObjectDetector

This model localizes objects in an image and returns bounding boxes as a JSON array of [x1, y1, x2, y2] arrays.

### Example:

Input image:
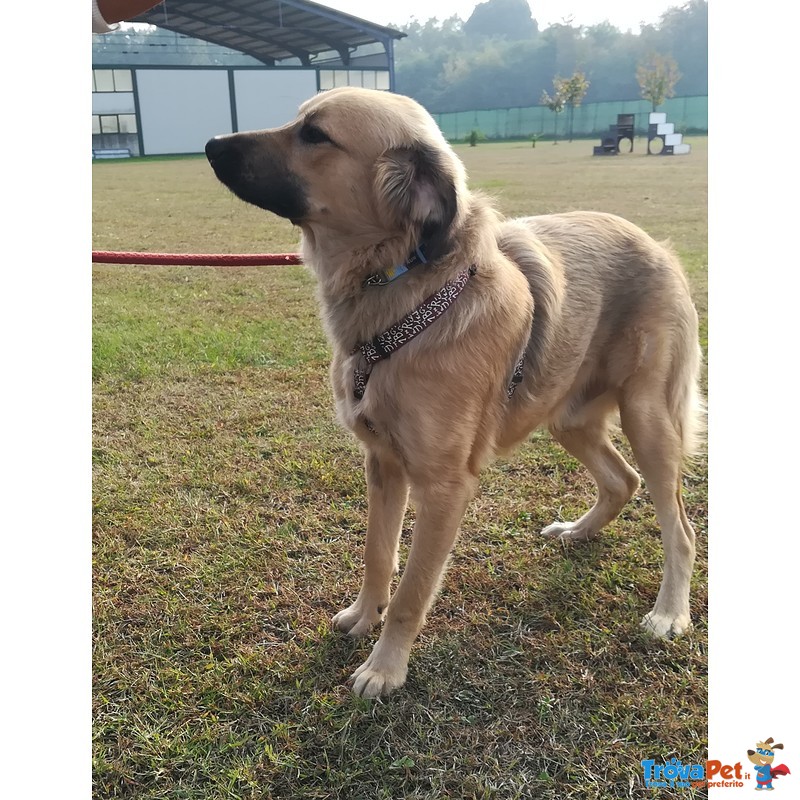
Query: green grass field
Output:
[[93, 137, 708, 799]]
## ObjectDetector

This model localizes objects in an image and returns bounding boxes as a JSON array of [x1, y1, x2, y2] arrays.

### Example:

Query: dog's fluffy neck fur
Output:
[[300, 192, 501, 351]]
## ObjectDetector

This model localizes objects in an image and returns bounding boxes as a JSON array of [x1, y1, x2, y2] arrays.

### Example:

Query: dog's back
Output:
[[497, 210, 702, 457]]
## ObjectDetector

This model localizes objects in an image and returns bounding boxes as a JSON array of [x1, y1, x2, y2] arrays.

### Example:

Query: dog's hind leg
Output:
[[618, 390, 696, 639], [332, 450, 409, 637], [543, 408, 641, 542], [349, 473, 477, 698]]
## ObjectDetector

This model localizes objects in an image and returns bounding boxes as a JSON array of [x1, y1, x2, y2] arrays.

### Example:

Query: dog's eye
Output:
[[299, 124, 332, 145]]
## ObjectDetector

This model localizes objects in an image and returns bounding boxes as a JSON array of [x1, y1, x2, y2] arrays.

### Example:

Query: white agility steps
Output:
[[647, 111, 691, 156]]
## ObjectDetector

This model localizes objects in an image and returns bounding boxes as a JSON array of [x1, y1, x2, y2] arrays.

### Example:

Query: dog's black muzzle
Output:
[[205, 133, 308, 223], [205, 135, 243, 181]]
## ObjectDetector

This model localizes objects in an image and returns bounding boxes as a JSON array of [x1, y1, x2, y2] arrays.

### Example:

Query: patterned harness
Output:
[[351, 264, 525, 402]]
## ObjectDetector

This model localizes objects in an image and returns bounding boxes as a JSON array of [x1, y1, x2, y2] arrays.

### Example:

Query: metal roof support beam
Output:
[[145, 7, 312, 64], [274, 0, 394, 40], [385, 36, 396, 92], [151, 8, 361, 67], [131, 0, 405, 75]]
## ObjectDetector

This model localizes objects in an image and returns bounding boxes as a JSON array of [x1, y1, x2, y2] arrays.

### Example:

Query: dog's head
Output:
[[206, 88, 466, 258]]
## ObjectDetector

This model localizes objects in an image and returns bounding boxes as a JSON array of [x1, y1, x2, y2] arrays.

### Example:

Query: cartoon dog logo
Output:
[[747, 738, 791, 790]]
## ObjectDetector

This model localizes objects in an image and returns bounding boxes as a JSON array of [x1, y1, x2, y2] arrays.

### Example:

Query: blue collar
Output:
[[362, 244, 429, 288]]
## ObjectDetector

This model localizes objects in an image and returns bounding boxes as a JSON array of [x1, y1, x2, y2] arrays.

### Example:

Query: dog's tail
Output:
[[668, 306, 706, 463]]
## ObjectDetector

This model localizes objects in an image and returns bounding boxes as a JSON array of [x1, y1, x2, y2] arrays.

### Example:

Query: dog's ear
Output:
[[374, 143, 458, 256]]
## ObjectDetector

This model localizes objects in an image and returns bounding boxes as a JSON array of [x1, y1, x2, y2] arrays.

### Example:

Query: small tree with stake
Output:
[[637, 53, 681, 111], [561, 71, 590, 142], [540, 81, 565, 144]]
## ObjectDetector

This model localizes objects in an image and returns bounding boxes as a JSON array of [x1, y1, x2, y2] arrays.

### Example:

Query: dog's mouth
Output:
[[205, 134, 309, 223]]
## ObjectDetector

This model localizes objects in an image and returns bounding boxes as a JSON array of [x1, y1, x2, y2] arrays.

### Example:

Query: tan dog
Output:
[[206, 87, 703, 698]]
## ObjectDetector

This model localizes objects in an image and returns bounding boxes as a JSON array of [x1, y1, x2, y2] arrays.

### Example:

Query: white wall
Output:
[[233, 70, 318, 132], [110, 68, 320, 155], [135, 70, 232, 155], [92, 92, 135, 115]]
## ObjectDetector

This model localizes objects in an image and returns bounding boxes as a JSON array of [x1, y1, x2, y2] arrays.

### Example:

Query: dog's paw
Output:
[[349, 649, 408, 699], [641, 609, 691, 639], [332, 601, 385, 637], [541, 520, 595, 542]]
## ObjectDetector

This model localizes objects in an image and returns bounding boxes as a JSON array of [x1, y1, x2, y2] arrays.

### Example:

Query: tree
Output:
[[648, 1, 706, 97], [540, 80, 565, 142], [636, 52, 681, 110], [389, 1, 706, 112], [560, 71, 590, 141], [584, 20, 622, 49], [463, 0, 537, 40]]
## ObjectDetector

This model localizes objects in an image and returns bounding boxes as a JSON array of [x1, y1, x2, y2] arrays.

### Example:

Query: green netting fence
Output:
[[432, 96, 707, 141]]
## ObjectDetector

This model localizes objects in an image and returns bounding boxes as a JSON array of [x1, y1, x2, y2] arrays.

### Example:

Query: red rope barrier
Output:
[[92, 250, 303, 266]]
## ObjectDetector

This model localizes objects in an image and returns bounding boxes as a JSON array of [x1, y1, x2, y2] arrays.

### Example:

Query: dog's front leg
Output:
[[350, 475, 477, 698], [332, 450, 409, 637]]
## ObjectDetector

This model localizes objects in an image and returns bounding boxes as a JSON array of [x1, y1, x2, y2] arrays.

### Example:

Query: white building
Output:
[[92, 0, 404, 157]]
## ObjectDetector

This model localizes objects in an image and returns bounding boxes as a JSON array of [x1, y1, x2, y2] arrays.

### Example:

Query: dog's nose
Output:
[[205, 136, 228, 162], [205, 135, 244, 185]]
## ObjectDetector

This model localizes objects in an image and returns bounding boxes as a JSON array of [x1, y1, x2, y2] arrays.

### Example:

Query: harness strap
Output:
[[507, 351, 525, 399], [352, 265, 528, 403], [353, 267, 475, 399]]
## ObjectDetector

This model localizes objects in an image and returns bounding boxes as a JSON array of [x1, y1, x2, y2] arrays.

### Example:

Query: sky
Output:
[[322, 0, 683, 32]]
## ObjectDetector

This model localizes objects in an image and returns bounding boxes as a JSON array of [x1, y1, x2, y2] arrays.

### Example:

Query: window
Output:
[[118, 114, 137, 134], [318, 69, 390, 91], [100, 116, 119, 134], [93, 69, 114, 92], [113, 69, 133, 92], [92, 69, 133, 93], [93, 114, 138, 134]]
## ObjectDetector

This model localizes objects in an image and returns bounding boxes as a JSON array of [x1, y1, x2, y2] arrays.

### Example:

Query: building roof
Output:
[[132, 0, 405, 66]]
